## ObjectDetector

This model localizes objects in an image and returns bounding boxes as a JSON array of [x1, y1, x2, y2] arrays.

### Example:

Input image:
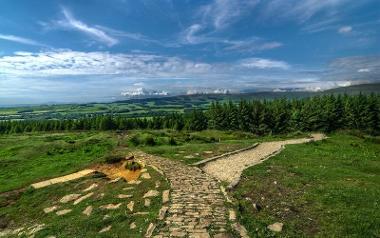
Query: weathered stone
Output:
[[267, 222, 283, 232], [162, 190, 170, 204], [134, 212, 149, 215], [108, 177, 122, 183], [228, 210, 236, 221], [43, 206, 58, 214], [145, 223, 156, 237], [60, 194, 81, 203], [127, 201, 134, 212], [144, 199, 151, 207], [82, 205, 93, 216], [123, 187, 134, 191], [73, 192, 94, 205], [117, 194, 133, 199], [56, 209, 72, 216], [100, 203, 122, 210], [158, 206, 168, 220], [83, 183, 98, 192], [143, 190, 159, 198], [141, 173, 151, 179], [130, 222, 137, 229], [128, 180, 141, 185], [99, 225, 112, 233]]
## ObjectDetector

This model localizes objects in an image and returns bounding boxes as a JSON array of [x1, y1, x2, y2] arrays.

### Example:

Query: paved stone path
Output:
[[31, 169, 96, 189], [136, 152, 229, 238], [202, 134, 326, 185]]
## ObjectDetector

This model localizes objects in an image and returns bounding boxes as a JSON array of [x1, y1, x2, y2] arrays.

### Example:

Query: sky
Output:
[[0, 0, 379, 105]]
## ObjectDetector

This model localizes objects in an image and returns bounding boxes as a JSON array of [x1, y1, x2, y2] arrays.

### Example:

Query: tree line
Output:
[[1, 94, 379, 135]]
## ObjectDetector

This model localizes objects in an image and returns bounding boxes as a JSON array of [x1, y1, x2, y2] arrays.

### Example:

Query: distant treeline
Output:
[[1, 94, 379, 135]]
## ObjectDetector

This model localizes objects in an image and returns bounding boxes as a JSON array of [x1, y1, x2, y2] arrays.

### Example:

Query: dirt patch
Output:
[[92, 161, 142, 182]]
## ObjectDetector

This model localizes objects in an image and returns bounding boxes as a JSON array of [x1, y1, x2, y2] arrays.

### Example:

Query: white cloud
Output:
[[358, 68, 370, 72], [224, 39, 283, 52], [338, 25, 352, 34], [58, 7, 118, 47], [239, 58, 290, 70], [0, 34, 45, 47], [198, 0, 259, 30]]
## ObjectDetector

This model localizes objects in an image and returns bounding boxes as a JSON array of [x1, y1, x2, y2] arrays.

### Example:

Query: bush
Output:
[[168, 136, 177, 145], [104, 154, 124, 164], [144, 136, 156, 146], [125, 161, 142, 171], [129, 135, 140, 146]]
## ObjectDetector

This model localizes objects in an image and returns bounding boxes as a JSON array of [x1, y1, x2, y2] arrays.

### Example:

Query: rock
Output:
[[155, 181, 161, 188], [26, 224, 46, 236], [145, 223, 156, 237], [98, 193, 105, 199], [214, 233, 232, 238], [128, 180, 141, 185], [43, 205, 58, 214], [117, 194, 133, 199], [82, 205, 93, 216], [130, 222, 136, 229], [204, 151, 213, 154], [229, 210, 236, 221], [144, 199, 151, 207], [103, 214, 111, 220], [232, 223, 249, 238], [191, 233, 210, 238], [133, 212, 149, 215], [158, 206, 168, 220], [108, 177, 122, 183], [127, 201, 134, 212], [141, 168, 147, 173], [141, 173, 151, 179], [99, 225, 112, 233], [143, 190, 159, 198], [100, 203, 122, 210], [162, 190, 170, 204], [267, 222, 283, 232], [123, 187, 134, 191], [184, 155, 194, 159], [73, 192, 94, 205], [60, 194, 81, 203], [56, 209, 72, 216], [253, 203, 262, 211], [83, 183, 98, 192]]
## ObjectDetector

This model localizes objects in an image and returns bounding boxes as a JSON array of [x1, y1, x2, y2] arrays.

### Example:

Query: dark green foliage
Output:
[[125, 161, 142, 171], [104, 154, 124, 164], [168, 136, 177, 145], [144, 136, 156, 146], [0, 94, 379, 135]]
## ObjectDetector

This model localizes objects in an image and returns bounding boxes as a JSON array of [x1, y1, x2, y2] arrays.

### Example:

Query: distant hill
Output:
[[323, 83, 380, 94]]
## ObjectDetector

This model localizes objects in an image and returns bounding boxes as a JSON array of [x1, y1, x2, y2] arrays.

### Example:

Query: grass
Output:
[[0, 132, 120, 193], [232, 132, 380, 237], [129, 129, 310, 164], [0, 167, 169, 238]]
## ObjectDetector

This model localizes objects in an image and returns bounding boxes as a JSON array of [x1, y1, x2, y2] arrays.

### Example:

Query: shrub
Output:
[[144, 136, 156, 146], [168, 136, 177, 145], [129, 135, 140, 146], [125, 161, 142, 171]]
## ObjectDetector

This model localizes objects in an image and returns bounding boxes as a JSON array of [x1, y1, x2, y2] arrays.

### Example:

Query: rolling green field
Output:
[[233, 132, 380, 237]]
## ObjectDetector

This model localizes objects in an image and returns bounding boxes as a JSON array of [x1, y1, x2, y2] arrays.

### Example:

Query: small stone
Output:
[[130, 222, 136, 229], [26, 224, 46, 236], [127, 201, 134, 212], [56, 209, 72, 216], [204, 151, 213, 154], [143, 190, 159, 198], [141, 173, 151, 179], [162, 190, 170, 204], [60, 194, 81, 203], [253, 203, 262, 211], [98, 193, 105, 199], [82, 205, 93, 216], [273, 181, 277, 185], [191, 233, 210, 238], [141, 168, 147, 173], [108, 177, 122, 183], [184, 155, 194, 159], [133, 212, 149, 215], [128, 180, 141, 185], [103, 214, 111, 220], [144, 199, 151, 207], [267, 222, 283, 232], [158, 206, 168, 220], [43, 206, 58, 214], [117, 194, 133, 199], [145, 223, 156, 237], [100, 203, 122, 210], [155, 181, 161, 188], [83, 183, 98, 192], [229, 210, 236, 221], [99, 225, 112, 233], [73, 192, 94, 205], [123, 187, 134, 191]]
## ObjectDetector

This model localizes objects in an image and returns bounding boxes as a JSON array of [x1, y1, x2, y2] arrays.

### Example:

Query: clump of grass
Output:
[[168, 137, 177, 145], [129, 135, 140, 146], [144, 136, 156, 146], [125, 161, 142, 171]]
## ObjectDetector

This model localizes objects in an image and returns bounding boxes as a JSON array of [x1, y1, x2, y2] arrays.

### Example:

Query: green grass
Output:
[[233, 132, 380, 237], [0, 132, 119, 192], [129, 129, 310, 164], [0, 167, 169, 238]]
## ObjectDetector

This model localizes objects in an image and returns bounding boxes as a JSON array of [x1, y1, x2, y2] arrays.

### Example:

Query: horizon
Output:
[[0, 0, 380, 105]]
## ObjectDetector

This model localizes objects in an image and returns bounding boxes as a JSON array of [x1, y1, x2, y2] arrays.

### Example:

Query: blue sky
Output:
[[0, 0, 379, 104]]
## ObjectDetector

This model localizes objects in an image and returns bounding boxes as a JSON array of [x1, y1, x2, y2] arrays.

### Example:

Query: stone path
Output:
[[31, 169, 96, 189], [136, 152, 229, 237], [202, 134, 326, 185]]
